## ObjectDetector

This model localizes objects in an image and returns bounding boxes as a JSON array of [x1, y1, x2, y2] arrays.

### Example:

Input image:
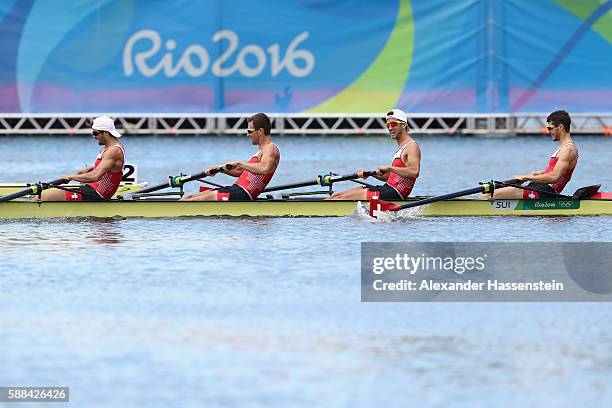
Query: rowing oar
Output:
[[369, 179, 518, 218], [329, 172, 375, 188], [121, 167, 226, 198], [0, 179, 64, 202], [493, 180, 601, 200], [263, 171, 376, 193]]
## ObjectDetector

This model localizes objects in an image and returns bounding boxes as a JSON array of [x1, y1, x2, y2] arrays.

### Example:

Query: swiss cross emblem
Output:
[[71, 193, 79, 199], [528, 192, 536, 199]]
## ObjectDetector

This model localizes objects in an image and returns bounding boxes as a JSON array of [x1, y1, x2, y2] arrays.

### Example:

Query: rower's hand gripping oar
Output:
[[369, 179, 519, 218], [0, 179, 65, 202], [263, 171, 376, 193], [120, 167, 226, 198]]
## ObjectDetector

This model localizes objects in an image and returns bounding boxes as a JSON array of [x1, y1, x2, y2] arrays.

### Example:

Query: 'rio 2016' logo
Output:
[[123, 29, 315, 78]]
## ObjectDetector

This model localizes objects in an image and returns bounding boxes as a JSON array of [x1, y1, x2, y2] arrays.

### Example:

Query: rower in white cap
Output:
[[327, 108, 421, 201], [40, 116, 125, 201]]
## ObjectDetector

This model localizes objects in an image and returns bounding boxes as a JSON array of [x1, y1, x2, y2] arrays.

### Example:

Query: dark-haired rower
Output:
[[484, 110, 578, 199], [181, 113, 280, 201]]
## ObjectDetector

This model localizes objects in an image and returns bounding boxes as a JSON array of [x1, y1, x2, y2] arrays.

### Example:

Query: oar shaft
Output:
[[131, 167, 227, 196], [398, 179, 518, 210], [135, 181, 175, 195], [0, 179, 64, 202], [263, 180, 319, 193], [263, 171, 375, 193], [135, 171, 208, 195], [197, 179, 224, 188], [0, 188, 37, 203], [179, 170, 213, 184], [494, 180, 572, 199]]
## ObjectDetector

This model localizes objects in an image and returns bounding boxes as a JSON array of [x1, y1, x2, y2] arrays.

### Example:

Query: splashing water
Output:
[[354, 201, 424, 222]]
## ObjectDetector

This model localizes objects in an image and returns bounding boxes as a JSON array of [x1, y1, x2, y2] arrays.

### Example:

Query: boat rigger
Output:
[[1, 169, 610, 220], [0, 183, 144, 198]]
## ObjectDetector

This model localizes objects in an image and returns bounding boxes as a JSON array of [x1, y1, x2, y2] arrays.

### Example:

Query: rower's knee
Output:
[[180, 194, 197, 201], [491, 187, 522, 199], [40, 189, 64, 202], [327, 192, 345, 200]]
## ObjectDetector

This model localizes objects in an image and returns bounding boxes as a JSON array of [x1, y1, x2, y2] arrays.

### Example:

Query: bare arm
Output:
[[515, 148, 574, 184], [372, 172, 389, 181], [396, 143, 420, 179], [75, 166, 94, 175], [62, 149, 122, 183], [226, 144, 280, 176], [377, 143, 421, 179], [223, 167, 243, 177], [357, 168, 388, 181], [204, 165, 242, 177], [205, 165, 242, 177]]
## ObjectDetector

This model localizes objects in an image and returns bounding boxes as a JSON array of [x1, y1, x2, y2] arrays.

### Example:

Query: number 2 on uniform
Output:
[[122, 164, 137, 184]]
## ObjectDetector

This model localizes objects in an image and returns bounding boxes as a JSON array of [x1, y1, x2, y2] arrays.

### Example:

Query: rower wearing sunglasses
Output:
[[328, 108, 421, 201], [484, 110, 578, 199], [181, 113, 280, 201], [40, 116, 125, 201]]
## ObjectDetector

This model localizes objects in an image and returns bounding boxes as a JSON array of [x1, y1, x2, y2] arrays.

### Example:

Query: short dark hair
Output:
[[547, 110, 571, 132], [248, 113, 271, 135]]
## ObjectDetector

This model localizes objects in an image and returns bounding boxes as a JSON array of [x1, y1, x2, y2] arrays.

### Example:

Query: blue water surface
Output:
[[0, 134, 611, 407]]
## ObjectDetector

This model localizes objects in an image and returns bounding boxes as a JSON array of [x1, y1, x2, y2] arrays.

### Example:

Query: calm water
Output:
[[1, 135, 611, 407]]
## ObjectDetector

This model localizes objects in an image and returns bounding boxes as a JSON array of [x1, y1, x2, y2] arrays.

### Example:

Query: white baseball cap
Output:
[[92, 115, 122, 138], [386, 108, 408, 123]]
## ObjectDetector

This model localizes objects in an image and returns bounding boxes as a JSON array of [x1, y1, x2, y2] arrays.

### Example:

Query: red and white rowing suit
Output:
[[384, 141, 417, 199], [67, 144, 125, 201], [89, 144, 125, 199], [522, 142, 578, 199], [233, 144, 279, 200]]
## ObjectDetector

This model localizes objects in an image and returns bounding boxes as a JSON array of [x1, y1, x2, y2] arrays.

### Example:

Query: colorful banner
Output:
[[0, 0, 610, 113]]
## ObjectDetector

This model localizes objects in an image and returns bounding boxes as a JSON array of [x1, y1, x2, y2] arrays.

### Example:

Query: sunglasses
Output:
[[246, 128, 258, 134], [545, 123, 557, 130], [386, 120, 405, 129], [92, 130, 103, 136]]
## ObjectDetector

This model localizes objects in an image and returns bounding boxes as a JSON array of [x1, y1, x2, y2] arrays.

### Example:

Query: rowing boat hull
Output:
[[0, 198, 610, 219]]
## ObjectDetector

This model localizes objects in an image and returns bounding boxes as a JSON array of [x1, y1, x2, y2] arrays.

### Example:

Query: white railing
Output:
[[0, 113, 610, 136]]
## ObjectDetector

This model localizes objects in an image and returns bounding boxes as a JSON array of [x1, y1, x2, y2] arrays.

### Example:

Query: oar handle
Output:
[[176, 167, 225, 185], [42, 179, 66, 188], [318, 171, 376, 186], [0, 179, 64, 202]]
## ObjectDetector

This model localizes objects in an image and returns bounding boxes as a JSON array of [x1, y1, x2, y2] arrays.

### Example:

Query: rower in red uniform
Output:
[[328, 108, 421, 200], [181, 113, 280, 201], [41, 116, 125, 201], [485, 110, 578, 199]]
